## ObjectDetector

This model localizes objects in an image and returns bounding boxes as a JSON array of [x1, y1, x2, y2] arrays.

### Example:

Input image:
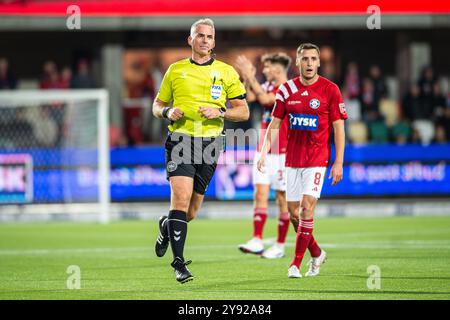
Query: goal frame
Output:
[[0, 89, 110, 223]]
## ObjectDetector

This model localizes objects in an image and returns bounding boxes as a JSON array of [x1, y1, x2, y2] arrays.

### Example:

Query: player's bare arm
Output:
[[243, 81, 256, 102], [236, 55, 275, 106], [257, 116, 282, 173], [329, 119, 345, 185], [152, 98, 184, 121]]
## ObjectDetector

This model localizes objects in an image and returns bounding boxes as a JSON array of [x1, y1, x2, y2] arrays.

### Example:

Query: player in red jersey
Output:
[[258, 43, 347, 278], [235, 53, 292, 259]]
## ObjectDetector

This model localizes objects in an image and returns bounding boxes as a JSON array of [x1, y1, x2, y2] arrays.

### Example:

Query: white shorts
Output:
[[252, 152, 286, 192], [286, 167, 327, 201]]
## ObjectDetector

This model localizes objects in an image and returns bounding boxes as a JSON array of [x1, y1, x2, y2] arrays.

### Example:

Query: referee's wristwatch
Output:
[[219, 107, 226, 118]]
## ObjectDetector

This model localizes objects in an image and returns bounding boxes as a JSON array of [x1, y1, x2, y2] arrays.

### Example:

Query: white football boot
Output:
[[262, 243, 285, 259], [238, 238, 264, 255], [288, 265, 302, 278], [304, 250, 327, 277]]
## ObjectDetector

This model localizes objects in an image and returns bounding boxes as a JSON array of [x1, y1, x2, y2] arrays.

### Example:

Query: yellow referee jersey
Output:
[[156, 58, 246, 137]]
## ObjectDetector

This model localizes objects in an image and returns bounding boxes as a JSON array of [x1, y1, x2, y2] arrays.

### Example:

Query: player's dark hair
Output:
[[261, 53, 292, 70], [297, 43, 320, 56]]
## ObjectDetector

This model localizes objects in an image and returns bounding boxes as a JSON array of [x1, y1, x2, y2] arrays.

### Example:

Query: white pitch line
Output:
[[0, 240, 450, 256]]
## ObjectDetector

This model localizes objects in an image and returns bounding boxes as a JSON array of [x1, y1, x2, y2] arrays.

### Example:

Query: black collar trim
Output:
[[189, 58, 215, 66]]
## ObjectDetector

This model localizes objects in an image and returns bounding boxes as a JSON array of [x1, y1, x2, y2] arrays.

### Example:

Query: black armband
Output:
[[162, 107, 172, 119], [229, 94, 247, 100]]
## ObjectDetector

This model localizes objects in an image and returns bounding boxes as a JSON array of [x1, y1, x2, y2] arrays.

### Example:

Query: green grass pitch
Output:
[[0, 216, 449, 300]]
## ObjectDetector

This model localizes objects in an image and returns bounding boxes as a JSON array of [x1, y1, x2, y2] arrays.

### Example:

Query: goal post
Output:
[[0, 89, 110, 223]]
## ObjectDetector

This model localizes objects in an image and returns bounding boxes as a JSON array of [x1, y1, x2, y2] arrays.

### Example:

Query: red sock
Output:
[[290, 219, 313, 268], [308, 235, 321, 258], [276, 212, 290, 244], [253, 208, 268, 239]]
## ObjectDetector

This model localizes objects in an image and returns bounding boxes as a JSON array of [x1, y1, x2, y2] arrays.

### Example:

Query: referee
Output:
[[153, 18, 249, 283]]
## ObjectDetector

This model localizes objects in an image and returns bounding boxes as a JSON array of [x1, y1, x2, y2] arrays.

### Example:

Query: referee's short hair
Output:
[[261, 53, 292, 70], [190, 18, 215, 37], [297, 43, 320, 56]]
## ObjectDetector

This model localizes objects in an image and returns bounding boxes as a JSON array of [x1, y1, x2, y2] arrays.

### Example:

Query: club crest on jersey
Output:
[[289, 113, 319, 131], [210, 84, 222, 100], [309, 98, 320, 110]]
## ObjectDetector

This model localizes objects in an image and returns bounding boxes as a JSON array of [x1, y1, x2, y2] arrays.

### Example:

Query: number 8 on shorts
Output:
[[286, 167, 327, 201]]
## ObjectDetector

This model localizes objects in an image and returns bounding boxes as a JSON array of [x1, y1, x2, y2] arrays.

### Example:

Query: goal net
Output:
[[0, 90, 110, 223]]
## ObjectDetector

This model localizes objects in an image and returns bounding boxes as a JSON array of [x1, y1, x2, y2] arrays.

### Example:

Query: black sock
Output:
[[167, 210, 188, 262]]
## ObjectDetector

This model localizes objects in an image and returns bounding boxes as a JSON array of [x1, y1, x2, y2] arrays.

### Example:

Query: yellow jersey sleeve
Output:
[[156, 64, 173, 103], [225, 67, 246, 99]]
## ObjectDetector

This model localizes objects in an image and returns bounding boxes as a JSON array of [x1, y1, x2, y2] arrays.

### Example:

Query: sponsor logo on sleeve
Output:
[[339, 103, 347, 115]]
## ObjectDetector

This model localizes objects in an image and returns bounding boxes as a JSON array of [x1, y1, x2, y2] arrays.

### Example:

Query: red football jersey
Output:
[[272, 76, 347, 167], [258, 81, 288, 154]]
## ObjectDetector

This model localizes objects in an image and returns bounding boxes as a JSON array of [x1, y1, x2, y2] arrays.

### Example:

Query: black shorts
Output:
[[165, 132, 223, 195]]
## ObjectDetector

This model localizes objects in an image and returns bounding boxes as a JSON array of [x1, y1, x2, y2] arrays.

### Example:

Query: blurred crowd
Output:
[[341, 63, 449, 145], [0, 57, 97, 148], [1, 53, 449, 149], [0, 57, 96, 90]]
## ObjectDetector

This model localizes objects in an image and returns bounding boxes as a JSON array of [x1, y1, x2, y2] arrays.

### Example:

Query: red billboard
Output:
[[1, 0, 449, 16]]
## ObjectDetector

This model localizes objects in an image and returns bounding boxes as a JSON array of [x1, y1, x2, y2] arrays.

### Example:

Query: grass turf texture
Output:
[[0, 216, 449, 300]]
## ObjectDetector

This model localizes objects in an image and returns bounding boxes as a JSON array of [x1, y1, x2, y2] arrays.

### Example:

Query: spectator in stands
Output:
[[0, 57, 17, 89], [71, 59, 96, 88], [360, 77, 381, 122], [368, 64, 387, 105], [39, 62, 69, 144], [40, 60, 60, 89], [418, 66, 436, 99], [319, 46, 337, 82], [343, 62, 360, 99], [360, 66, 388, 144], [418, 66, 437, 116], [402, 83, 423, 121], [60, 66, 72, 89]]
